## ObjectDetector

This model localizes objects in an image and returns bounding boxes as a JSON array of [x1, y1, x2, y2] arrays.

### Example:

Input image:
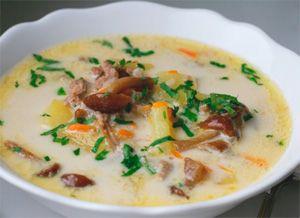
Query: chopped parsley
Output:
[[0, 120, 4, 126], [93, 39, 113, 48], [176, 80, 200, 112], [160, 82, 177, 98], [12, 146, 22, 153], [122, 36, 155, 57], [64, 70, 75, 79], [37, 65, 65, 72], [121, 144, 142, 176], [210, 61, 226, 68], [57, 87, 66, 96], [266, 134, 273, 138], [15, 81, 20, 88], [29, 70, 46, 88], [278, 140, 285, 146], [173, 118, 194, 137], [33, 54, 59, 65], [41, 113, 51, 117], [95, 149, 110, 161], [113, 117, 133, 125], [152, 77, 159, 85], [201, 93, 242, 117], [44, 156, 51, 161], [181, 108, 198, 122], [243, 113, 253, 121], [241, 63, 263, 85], [40, 124, 69, 145], [88, 57, 100, 65], [137, 63, 145, 70], [91, 136, 105, 153], [106, 59, 116, 65], [220, 76, 229, 80], [142, 136, 175, 151], [73, 148, 80, 156]]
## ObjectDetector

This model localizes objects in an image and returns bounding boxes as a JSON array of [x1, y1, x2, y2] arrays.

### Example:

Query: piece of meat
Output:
[[200, 140, 229, 152], [4, 140, 41, 161], [184, 157, 209, 188], [61, 173, 95, 187], [105, 77, 154, 95], [173, 130, 219, 152], [170, 185, 190, 199], [74, 108, 88, 119], [96, 113, 119, 150], [95, 61, 119, 89], [66, 78, 87, 104], [158, 160, 173, 180], [36, 163, 61, 177], [83, 93, 131, 114]]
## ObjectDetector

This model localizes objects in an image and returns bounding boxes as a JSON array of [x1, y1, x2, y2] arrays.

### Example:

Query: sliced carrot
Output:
[[130, 123, 137, 129], [68, 123, 93, 132], [171, 149, 183, 159], [152, 101, 168, 108], [178, 48, 198, 58], [242, 154, 268, 168], [167, 70, 178, 74], [219, 164, 235, 174], [118, 129, 134, 139], [98, 87, 106, 93]]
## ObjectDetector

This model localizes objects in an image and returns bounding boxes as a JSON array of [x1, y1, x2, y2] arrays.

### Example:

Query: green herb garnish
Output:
[[181, 108, 198, 122], [113, 117, 133, 125], [64, 70, 75, 79], [152, 77, 159, 85], [37, 65, 65, 72], [160, 82, 177, 98], [29, 70, 46, 87], [75, 116, 96, 125], [137, 63, 145, 70], [121, 144, 142, 176], [266, 134, 273, 138], [142, 136, 175, 151], [91, 136, 105, 153], [33, 54, 59, 65], [93, 39, 113, 48], [278, 140, 285, 146], [122, 36, 155, 57], [41, 113, 51, 117], [57, 87, 66, 96], [243, 113, 253, 121], [220, 76, 229, 80], [95, 150, 110, 161], [125, 103, 132, 113], [210, 61, 226, 68], [241, 63, 262, 85], [0, 120, 4, 126], [173, 118, 194, 137], [73, 148, 80, 156], [12, 146, 22, 153], [41, 124, 66, 136], [15, 81, 20, 88], [106, 59, 116, 65], [88, 57, 100, 65], [163, 111, 167, 120], [52, 133, 69, 145], [44, 156, 51, 161]]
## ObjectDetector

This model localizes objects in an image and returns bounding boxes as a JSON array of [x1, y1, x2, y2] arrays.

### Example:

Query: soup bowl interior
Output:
[[0, 2, 300, 218]]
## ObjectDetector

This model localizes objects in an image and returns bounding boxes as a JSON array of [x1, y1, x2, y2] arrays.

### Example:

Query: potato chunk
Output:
[[41, 99, 73, 127]]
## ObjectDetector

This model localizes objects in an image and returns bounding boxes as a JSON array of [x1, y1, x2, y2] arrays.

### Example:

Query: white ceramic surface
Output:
[[0, 2, 299, 218]]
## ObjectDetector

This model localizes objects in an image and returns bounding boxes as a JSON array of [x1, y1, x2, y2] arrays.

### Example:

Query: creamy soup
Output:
[[0, 35, 291, 206]]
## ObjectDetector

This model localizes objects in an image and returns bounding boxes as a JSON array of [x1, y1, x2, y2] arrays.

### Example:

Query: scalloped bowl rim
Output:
[[0, 1, 299, 216]]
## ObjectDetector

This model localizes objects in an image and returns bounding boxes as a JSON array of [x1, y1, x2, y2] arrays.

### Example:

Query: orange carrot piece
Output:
[[98, 87, 106, 93], [68, 124, 93, 132], [243, 154, 268, 168], [118, 129, 134, 138], [167, 70, 178, 74], [178, 48, 198, 58], [171, 149, 183, 159], [152, 101, 168, 108]]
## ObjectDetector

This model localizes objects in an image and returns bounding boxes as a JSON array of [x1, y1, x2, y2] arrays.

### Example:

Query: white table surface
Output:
[[0, 0, 299, 217]]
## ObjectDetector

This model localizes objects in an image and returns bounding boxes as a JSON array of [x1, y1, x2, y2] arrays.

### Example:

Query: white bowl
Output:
[[0, 2, 299, 218]]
